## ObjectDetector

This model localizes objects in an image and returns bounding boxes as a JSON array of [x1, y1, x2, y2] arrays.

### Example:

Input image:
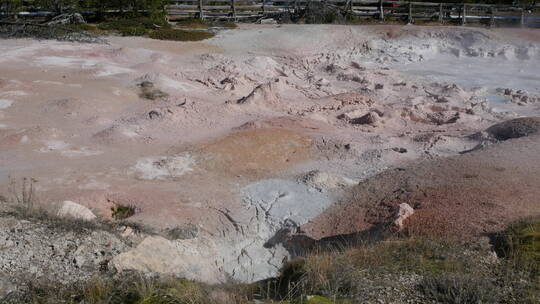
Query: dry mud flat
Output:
[[0, 24, 540, 285]]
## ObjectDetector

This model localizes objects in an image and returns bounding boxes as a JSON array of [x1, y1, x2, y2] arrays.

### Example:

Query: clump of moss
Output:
[[149, 28, 214, 41]]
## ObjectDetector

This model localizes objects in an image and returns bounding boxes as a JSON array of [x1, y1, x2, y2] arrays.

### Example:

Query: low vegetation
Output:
[[174, 19, 238, 29], [4, 230, 540, 303], [111, 204, 137, 220], [149, 28, 215, 42], [2, 178, 539, 303], [67, 16, 218, 41]]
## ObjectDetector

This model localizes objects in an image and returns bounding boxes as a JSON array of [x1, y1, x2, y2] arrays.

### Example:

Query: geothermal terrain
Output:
[[0, 24, 540, 298]]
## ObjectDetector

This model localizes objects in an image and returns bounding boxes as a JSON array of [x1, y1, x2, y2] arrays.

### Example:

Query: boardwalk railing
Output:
[[166, 0, 540, 26]]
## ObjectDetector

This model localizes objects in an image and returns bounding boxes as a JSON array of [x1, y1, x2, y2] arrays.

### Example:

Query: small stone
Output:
[[375, 83, 384, 90], [393, 203, 414, 231]]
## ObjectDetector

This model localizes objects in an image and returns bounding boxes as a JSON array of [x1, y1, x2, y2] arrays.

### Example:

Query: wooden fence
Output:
[[166, 0, 540, 26]]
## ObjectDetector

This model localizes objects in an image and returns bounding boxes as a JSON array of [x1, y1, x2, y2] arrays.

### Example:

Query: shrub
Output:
[[111, 204, 136, 220], [149, 29, 214, 42], [419, 274, 499, 304]]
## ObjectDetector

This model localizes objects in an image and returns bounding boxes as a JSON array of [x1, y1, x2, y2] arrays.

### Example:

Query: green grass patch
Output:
[[64, 23, 97, 32], [98, 17, 170, 31], [497, 218, 540, 279], [119, 26, 148, 36], [149, 28, 214, 41], [174, 19, 238, 29]]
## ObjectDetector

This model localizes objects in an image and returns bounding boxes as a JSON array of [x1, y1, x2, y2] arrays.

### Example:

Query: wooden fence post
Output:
[[345, 0, 353, 17], [231, 0, 236, 20], [490, 7, 496, 27], [462, 3, 466, 25], [198, 0, 204, 19], [520, 8, 525, 27], [408, 2, 413, 23], [439, 3, 443, 23], [379, 0, 384, 20]]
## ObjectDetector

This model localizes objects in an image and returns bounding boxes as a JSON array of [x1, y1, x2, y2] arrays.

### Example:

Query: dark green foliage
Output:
[[148, 28, 214, 41]]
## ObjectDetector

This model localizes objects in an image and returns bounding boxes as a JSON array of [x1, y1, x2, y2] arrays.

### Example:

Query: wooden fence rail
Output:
[[166, 0, 540, 26]]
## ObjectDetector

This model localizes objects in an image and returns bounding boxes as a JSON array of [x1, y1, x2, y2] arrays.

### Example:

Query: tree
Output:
[[36, 0, 79, 14], [0, 0, 23, 18]]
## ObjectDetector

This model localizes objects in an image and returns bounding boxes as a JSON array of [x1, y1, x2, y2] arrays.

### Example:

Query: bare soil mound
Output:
[[485, 117, 540, 141], [303, 123, 540, 241]]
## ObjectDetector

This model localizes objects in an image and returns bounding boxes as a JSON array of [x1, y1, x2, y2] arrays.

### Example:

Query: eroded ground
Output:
[[1, 24, 540, 284]]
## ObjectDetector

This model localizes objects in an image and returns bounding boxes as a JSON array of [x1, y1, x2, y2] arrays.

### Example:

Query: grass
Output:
[[8, 177, 37, 217], [97, 17, 171, 31], [174, 19, 238, 29], [86, 17, 218, 42], [119, 26, 149, 37], [149, 28, 215, 42], [5, 233, 539, 303], [64, 23, 99, 32], [418, 274, 498, 304], [3, 176, 538, 303], [500, 218, 540, 272], [9, 275, 214, 304]]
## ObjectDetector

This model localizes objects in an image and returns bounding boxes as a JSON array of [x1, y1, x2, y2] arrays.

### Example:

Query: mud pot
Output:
[[1, 24, 540, 284]]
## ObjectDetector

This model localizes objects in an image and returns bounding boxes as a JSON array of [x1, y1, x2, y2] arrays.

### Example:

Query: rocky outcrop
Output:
[[0, 215, 127, 285]]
